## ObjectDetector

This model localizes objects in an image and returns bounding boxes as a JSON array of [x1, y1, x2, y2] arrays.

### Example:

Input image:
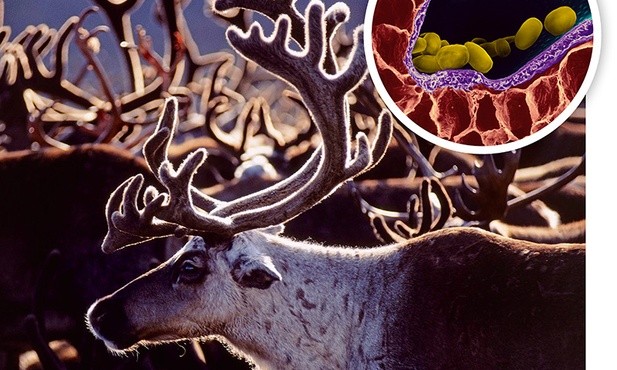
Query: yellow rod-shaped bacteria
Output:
[[423, 32, 442, 55], [465, 42, 493, 73], [480, 42, 498, 58], [413, 55, 441, 73], [436, 44, 469, 70], [544, 6, 577, 36], [495, 38, 511, 57], [412, 37, 427, 54], [515, 17, 543, 50]]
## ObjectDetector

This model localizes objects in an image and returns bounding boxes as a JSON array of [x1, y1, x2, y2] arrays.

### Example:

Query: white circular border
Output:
[[364, 0, 602, 154]]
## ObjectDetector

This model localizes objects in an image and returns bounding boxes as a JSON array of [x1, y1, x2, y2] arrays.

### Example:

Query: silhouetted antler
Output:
[[453, 151, 520, 221], [507, 154, 585, 211], [24, 249, 67, 370], [353, 177, 452, 243], [93, 0, 144, 92]]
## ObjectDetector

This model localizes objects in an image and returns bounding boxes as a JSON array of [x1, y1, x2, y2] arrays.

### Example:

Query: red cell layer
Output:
[[371, 0, 593, 147]]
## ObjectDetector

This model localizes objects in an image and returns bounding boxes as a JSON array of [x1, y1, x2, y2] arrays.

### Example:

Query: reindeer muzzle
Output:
[[87, 297, 139, 351]]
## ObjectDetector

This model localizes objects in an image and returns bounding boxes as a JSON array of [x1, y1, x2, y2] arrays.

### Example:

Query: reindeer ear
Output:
[[231, 255, 282, 289]]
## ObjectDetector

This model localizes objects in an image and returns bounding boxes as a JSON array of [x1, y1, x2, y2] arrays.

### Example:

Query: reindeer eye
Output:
[[181, 261, 197, 273], [176, 258, 206, 284]]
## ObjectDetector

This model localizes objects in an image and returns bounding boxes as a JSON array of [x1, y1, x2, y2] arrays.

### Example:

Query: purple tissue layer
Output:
[[403, 1, 594, 92]]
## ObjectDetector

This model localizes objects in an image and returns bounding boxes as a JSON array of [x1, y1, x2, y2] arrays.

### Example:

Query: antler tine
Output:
[[430, 178, 453, 230], [102, 175, 173, 253], [51, 16, 76, 86], [143, 97, 178, 173], [144, 98, 223, 211], [224, 2, 364, 92], [213, 0, 306, 43], [417, 179, 434, 235], [0, 27, 9, 46], [22, 25, 53, 72]]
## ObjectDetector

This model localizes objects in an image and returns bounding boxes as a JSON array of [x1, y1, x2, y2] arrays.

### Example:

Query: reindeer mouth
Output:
[[101, 337, 140, 353], [101, 334, 183, 355], [138, 331, 183, 344], [95, 329, 182, 354], [87, 308, 182, 353]]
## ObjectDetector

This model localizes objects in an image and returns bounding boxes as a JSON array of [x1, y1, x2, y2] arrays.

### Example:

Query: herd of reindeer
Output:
[[0, 0, 585, 369]]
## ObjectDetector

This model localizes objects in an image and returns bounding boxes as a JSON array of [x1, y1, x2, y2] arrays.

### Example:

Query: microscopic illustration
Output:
[[366, 0, 598, 152]]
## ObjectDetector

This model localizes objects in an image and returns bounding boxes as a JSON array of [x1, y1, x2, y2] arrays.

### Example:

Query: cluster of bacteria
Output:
[[411, 6, 577, 75]]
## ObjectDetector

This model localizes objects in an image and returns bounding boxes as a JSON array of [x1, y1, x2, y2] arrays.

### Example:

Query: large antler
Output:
[[102, 1, 392, 252]]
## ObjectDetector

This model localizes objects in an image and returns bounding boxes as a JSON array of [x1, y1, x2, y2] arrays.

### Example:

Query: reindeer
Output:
[[86, 3, 584, 369]]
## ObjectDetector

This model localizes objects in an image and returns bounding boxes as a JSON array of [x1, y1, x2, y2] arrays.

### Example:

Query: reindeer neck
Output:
[[221, 234, 404, 369]]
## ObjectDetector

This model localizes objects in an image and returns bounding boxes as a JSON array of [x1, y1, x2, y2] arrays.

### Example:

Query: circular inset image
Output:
[[364, 0, 600, 154]]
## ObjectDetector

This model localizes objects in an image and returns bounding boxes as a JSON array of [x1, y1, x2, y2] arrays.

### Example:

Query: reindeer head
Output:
[[87, 229, 283, 351], [87, 0, 392, 353]]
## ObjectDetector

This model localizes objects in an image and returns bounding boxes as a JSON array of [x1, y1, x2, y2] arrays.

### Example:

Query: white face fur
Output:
[[87, 231, 283, 352]]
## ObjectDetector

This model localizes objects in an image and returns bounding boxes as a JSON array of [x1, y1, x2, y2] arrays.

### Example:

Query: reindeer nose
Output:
[[87, 298, 137, 349]]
